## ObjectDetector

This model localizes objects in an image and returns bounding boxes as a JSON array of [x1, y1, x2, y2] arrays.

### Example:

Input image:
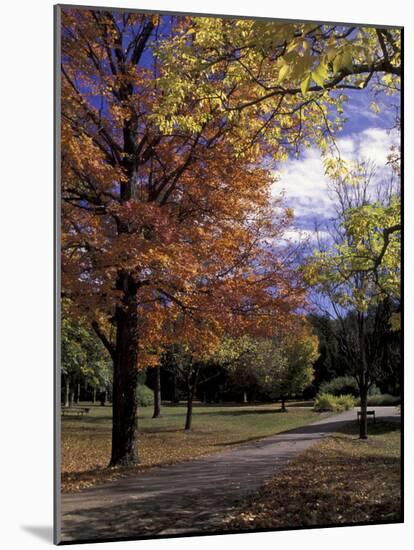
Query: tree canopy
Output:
[[59, 7, 401, 462]]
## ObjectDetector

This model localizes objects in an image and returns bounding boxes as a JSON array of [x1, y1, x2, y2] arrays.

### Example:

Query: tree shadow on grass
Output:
[[62, 414, 113, 425], [62, 404, 313, 424], [181, 408, 305, 418], [209, 417, 401, 446], [276, 417, 399, 436], [334, 419, 401, 437]]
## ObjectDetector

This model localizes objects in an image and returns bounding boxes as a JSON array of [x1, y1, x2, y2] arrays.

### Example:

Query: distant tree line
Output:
[[62, 304, 400, 428]]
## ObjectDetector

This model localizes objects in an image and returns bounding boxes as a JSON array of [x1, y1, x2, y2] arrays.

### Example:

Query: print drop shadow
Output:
[[21, 525, 53, 543]]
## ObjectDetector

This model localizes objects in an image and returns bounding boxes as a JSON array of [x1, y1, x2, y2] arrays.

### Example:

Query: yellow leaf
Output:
[[278, 64, 290, 82], [301, 74, 312, 95]]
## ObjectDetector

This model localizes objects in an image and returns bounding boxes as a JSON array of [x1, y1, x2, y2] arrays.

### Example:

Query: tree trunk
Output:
[[185, 392, 193, 431], [100, 390, 107, 406], [280, 397, 287, 412], [359, 385, 368, 439], [109, 278, 140, 467], [152, 365, 162, 418], [243, 390, 248, 404], [171, 369, 179, 403], [69, 386, 74, 407], [74, 381, 80, 404], [92, 386, 96, 404], [64, 377, 70, 407], [358, 312, 369, 440], [185, 366, 199, 431]]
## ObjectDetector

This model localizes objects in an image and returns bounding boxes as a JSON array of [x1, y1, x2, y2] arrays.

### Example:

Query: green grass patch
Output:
[[61, 402, 329, 492], [225, 420, 401, 530]]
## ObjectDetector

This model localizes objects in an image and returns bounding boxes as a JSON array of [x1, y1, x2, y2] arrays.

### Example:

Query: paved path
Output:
[[60, 406, 400, 542]]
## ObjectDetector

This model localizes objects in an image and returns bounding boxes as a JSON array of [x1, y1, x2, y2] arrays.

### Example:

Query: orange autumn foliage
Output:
[[61, 9, 305, 366]]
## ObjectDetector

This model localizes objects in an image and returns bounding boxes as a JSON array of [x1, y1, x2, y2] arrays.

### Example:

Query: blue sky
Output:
[[273, 86, 400, 243]]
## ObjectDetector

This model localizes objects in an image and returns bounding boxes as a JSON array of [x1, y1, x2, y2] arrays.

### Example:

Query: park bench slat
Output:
[[61, 407, 90, 416], [357, 410, 376, 423]]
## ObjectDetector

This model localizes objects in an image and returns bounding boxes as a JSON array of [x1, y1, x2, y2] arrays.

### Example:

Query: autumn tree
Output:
[[218, 322, 318, 410], [221, 337, 264, 403], [161, 339, 251, 430], [60, 7, 400, 465], [272, 329, 319, 411], [303, 159, 401, 438], [245, 322, 318, 411], [155, 19, 400, 157]]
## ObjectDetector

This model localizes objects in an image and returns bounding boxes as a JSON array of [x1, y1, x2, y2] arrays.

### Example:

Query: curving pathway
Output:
[[59, 406, 400, 543]]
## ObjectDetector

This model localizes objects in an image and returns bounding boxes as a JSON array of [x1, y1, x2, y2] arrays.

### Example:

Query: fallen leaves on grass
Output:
[[225, 422, 401, 530], [61, 429, 234, 492]]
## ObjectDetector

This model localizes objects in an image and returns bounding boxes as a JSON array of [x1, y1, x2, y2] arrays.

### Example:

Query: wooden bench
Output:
[[61, 407, 90, 417], [357, 410, 376, 423]]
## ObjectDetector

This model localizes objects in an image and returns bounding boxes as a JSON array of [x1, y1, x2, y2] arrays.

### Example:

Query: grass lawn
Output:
[[225, 419, 401, 530], [61, 401, 328, 492]]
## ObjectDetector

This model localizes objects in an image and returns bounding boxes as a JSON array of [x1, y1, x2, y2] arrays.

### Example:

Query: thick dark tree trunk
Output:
[[280, 397, 287, 412], [152, 365, 162, 418], [109, 278, 140, 467]]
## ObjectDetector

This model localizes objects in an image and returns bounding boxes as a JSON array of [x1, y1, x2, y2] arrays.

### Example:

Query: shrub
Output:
[[137, 384, 154, 407], [314, 392, 355, 412], [319, 376, 359, 397], [357, 394, 401, 406], [337, 394, 356, 410]]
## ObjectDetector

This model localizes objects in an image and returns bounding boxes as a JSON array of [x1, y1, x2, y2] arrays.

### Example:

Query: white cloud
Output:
[[271, 126, 399, 228], [272, 147, 333, 220], [358, 127, 397, 165], [335, 136, 355, 156], [338, 127, 398, 166]]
